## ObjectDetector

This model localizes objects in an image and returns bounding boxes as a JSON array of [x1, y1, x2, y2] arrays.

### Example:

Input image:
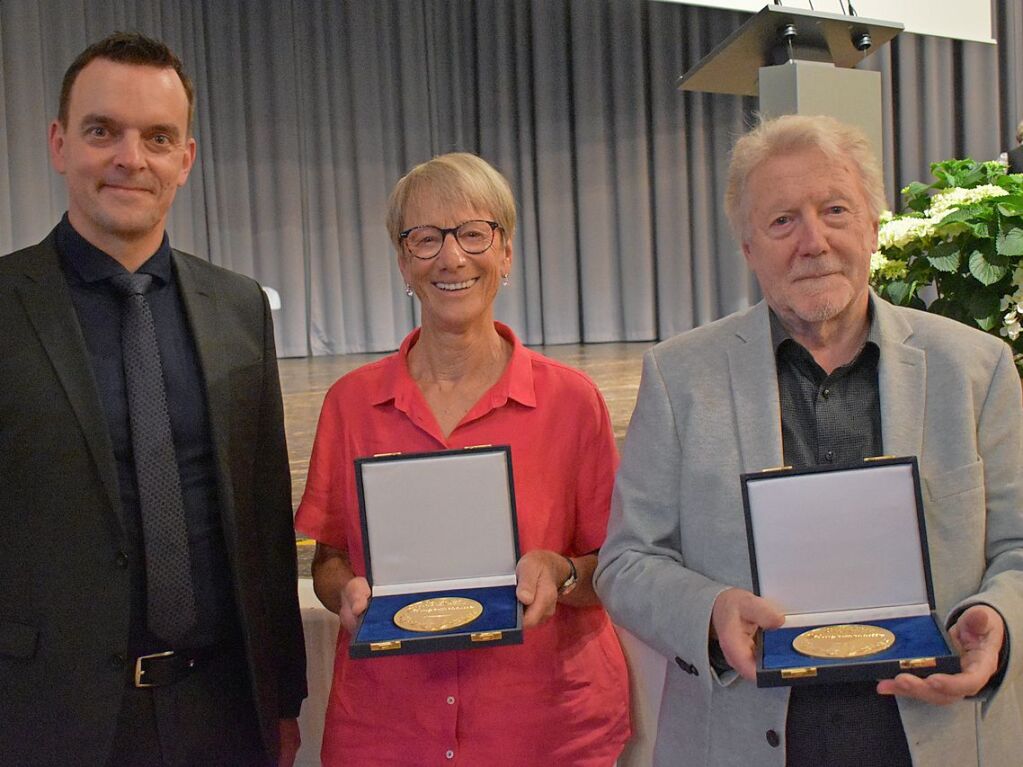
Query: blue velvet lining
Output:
[[763, 615, 951, 670], [355, 585, 519, 643]]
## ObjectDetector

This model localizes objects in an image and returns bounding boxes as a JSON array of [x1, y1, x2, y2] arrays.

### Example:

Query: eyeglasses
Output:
[[399, 219, 501, 260]]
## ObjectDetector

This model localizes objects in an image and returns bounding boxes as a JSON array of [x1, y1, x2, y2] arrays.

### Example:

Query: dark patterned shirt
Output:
[[771, 308, 912, 767]]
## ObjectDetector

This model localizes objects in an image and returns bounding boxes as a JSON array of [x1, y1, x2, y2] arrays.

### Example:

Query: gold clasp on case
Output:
[[759, 465, 793, 473], [372, 452, 402, 458], [370, 640, 402, 652], [781, 666, 818, 679], [864, 455, 897, 462], [899, 657, 936, 670], [470, 631, 503, 642]]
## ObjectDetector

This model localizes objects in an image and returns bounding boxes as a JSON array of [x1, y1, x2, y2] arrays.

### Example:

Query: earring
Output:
[[404, 283, 414, 297], [501, 273, 509, 287]]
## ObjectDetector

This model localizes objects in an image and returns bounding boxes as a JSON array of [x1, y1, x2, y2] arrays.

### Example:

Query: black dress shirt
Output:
[[56, 215, 238, 655], [769, 309, 913, 767]]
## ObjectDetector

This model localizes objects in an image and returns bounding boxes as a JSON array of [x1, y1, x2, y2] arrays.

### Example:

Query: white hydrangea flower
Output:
[[877, 216, 936, 250], [927, 184, 1009, 220], [870, 251, 908, 280]]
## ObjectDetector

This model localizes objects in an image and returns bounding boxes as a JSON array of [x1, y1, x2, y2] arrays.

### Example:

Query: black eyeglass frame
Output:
[[398, 219, 502, 260]]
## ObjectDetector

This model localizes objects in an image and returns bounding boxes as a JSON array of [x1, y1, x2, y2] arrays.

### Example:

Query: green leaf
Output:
[[938, 204, 993, 225], [996, 224, 1023, 257], [971, 221, 994, 239], [968, 249, 1008, 285], [995, 194, 1023, 217], [975, 314, 998, 331], [931, 158, 986, 189], [902, 181, 932, 213], [966, 289, 1001, 322], [885, 281, 915, 306], [925, 241, 960, 272]]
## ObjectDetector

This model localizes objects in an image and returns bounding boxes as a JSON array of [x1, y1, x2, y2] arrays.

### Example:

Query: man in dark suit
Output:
[[1008, 120, 1023, 174], [0, 33, 306, 766]]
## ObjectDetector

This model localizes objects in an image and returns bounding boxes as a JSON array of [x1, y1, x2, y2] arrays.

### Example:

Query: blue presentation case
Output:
[[349, 446, 524, 659], [741, 457, 960, 687]]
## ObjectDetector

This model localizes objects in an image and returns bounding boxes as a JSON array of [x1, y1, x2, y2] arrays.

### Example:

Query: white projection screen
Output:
[[655, 1, 994, 44]]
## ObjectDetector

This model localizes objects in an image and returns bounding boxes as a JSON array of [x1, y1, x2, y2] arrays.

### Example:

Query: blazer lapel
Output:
[[173, 254, 238, 529], [873, 297, 926, 457], [726, 301, 785, 472], [15, 238, 124, 535]]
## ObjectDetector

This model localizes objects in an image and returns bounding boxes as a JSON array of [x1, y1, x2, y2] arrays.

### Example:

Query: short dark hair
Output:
[[58, 31, 195, 132]]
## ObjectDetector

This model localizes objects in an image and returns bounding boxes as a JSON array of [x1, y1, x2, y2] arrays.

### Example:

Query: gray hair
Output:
[[724, 114, 886, 239]]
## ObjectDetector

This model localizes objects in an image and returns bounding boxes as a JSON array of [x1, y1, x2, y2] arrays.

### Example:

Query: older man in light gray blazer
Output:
[[595, 115, 1023, 767]]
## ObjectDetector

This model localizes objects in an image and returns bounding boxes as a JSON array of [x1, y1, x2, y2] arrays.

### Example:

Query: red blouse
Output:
[[296, 323, 631, 766]]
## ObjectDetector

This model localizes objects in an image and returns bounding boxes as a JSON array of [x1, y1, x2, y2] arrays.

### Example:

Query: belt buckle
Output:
[[134, 650, 175, 688]]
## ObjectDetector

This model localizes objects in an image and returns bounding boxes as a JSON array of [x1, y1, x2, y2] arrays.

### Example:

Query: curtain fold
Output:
[[2, 0, 1019, 355]]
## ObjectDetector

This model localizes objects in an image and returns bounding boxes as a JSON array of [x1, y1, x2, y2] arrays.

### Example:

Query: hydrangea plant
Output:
[[870, 158, 1023, 373]]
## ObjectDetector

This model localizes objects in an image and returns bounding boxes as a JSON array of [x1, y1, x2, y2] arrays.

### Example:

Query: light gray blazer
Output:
[[595, 295, 1023, 766]]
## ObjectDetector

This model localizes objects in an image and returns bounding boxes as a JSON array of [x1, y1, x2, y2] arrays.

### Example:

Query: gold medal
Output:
[[792, 623, 896, 659], [393, 597, 484, 633]]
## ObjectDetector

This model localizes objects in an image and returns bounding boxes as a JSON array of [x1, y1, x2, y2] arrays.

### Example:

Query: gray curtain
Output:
[[2, 0, 1020, 355]]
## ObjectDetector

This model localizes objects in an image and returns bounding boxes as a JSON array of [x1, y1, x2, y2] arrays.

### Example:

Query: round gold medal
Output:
[[393, 597, 484, 633], [792, 623, 896, 659]]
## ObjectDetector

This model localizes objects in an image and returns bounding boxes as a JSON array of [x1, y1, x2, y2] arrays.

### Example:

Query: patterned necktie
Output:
[[110, 272, 197, 646]]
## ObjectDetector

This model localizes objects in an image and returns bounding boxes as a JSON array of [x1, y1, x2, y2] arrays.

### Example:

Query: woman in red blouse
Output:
[[296, 153, 630, 766]]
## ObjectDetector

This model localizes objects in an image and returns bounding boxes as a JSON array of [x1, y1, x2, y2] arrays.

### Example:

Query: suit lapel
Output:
[[173, 253, 233, 489], [15, 238, 125, 535], [726, 301, 785, 472], [873, 297, 926, 457]]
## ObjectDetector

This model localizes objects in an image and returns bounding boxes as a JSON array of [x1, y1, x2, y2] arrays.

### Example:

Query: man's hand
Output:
[[711, 587, 785, 680], [277, 718, 301, 767], [338, 576, 371, 636], [515, 550, 570, 628], [877, 604, 1005, 705]]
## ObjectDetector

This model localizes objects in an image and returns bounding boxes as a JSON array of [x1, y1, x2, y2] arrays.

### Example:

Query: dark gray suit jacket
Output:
[[1008, 145, 1023, 174], [0, 231, 306, 765]]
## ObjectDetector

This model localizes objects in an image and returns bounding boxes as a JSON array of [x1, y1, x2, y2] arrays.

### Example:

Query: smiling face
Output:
[[397, 192, 512, 335], [740, 146, 879, 338], [49, 58, 196, 263]]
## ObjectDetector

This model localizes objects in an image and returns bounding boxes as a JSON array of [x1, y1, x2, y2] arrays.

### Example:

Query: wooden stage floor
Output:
[[279, 342, 652, 574]]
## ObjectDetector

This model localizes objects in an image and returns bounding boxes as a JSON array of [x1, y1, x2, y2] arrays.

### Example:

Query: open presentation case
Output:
[[349, 445, 523, 659], [741, 457, 960, 687]]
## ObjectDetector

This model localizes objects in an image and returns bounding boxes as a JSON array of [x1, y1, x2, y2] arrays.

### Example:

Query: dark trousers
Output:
[[106, 651, 271, 767], [786, 681, 912, 766]]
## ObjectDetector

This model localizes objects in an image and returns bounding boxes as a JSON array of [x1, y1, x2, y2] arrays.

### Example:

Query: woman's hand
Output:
[[515, 550, 569, 628], [337, 576, 371, 635], [312, 542, 370, 635]]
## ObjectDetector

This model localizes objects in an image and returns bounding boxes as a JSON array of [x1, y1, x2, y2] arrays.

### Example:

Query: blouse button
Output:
[[446, 696, 455, 705], [445, 750, 455, 759]]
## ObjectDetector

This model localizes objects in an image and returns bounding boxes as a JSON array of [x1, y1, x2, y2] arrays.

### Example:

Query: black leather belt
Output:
[[131, 646, 225, 688]]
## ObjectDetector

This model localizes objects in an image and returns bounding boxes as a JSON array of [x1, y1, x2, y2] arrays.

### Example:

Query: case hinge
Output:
[[470, 631, 503, 642], [899, 657, 936, 670], [370, 640, 402, 652], [781, 666, 818, 680]]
